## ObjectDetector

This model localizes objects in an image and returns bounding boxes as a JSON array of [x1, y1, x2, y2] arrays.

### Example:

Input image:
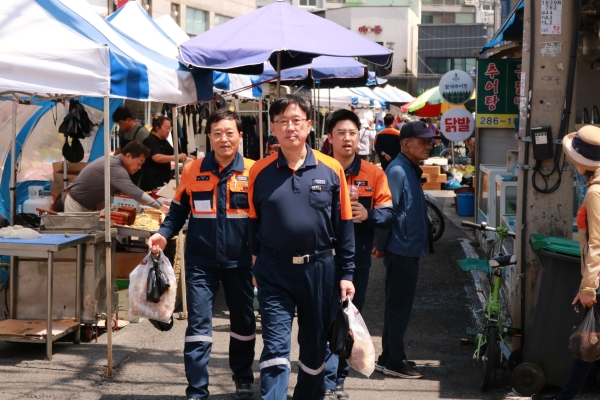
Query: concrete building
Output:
[[87, 0, 255, 35]]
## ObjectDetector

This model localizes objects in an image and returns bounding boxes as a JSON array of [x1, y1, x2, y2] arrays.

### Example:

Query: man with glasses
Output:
[[248, 95, 356, 400], [148, 109, 256, 400], [373, 121, 438, 380]]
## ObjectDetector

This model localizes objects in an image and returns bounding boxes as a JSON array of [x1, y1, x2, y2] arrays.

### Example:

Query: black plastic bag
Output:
[[146, 254, 170, 303], [569, 306, 600, 362], [328, 300, 354, 359], [14, 213, 40, 229], [149, 317, 174, 332]]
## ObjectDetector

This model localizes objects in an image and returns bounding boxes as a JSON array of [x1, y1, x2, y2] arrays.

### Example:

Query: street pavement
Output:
[[0, 193, 599, 399]]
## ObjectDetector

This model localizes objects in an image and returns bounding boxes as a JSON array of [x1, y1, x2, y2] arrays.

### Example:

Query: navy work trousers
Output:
[[323, 268, 370, 390], [184, 263, 256, 399], [254, 251, 335, 400], [381, 252, 420, 365]]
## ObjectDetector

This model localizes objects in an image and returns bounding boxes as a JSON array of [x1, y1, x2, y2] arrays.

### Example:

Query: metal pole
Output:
[[74, 243, 82, 344], [103, 96, 113, 378], [63, 102, 68, 189], [10, 101, 16, 224], [172, 106, 187, 318], [46, 251, 54, 360], [258, 100, 264, 159], [276, 53, 281, 99]]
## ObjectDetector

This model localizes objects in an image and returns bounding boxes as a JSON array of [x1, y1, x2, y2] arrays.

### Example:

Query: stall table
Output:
[[0, 233, 88, 359]]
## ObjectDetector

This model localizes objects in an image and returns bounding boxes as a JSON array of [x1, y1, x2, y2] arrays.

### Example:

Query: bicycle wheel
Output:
[[481, 326, 499, 392], [427, 201, 445, 242]]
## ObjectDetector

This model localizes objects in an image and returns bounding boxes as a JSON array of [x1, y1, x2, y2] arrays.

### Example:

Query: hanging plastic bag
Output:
[[569, 306, 600, 362], [328, 300, 354, 359], [146, 252, 171, 303], [129, 250, 176, 323], [347, 298, 376, 377]]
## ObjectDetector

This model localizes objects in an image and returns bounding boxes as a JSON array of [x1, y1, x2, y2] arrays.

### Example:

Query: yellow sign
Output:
[[476, 114, 518, 128]]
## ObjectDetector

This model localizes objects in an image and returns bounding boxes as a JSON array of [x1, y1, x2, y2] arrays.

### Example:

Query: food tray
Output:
[[115, 225, 156, 238], [41, 213, 100, 230]]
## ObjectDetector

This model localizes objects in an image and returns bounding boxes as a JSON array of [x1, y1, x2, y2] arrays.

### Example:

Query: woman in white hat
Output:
[[533, 126, 600, 400]]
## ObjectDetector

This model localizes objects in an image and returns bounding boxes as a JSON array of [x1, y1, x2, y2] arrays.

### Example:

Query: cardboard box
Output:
[[421, 165, 441, 175], [52, 161, 87, 174], [422, 182, 442, 191], [49, 161, 87, 195], [115, 251, 146, 279], [431, 174, 448, 183], [50, 173, 78, 195]]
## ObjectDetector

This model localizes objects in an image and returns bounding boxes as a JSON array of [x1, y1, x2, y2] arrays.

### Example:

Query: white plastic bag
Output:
[[129, 250, 176, 323], [346, 298, 375, 377]]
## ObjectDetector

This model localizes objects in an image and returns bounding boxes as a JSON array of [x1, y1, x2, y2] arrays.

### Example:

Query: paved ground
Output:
[[0, 193, 599, 399]]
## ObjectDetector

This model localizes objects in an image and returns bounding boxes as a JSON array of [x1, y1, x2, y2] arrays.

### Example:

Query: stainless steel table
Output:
[[0, 233, 89, 360]]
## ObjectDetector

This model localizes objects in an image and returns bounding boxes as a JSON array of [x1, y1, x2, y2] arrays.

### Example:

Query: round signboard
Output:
[[440, 108, 475, 142], [439, 70, 475, 105]]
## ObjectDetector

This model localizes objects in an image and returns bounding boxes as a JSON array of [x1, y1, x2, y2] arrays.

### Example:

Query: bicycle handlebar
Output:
[[461, 221, 516, 237]]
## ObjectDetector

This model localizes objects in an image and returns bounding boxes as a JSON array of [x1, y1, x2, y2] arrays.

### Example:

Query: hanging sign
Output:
[[476, 59, 521, 128], [540, 0, 562, 35], [439, 70, 475, 105], [440, 108, 475, 141]]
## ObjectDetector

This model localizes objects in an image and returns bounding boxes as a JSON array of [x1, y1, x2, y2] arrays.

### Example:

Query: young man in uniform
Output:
[[323, 109, 394, 400], [248, 95, 356, 400], [148, 110, 256, 400]]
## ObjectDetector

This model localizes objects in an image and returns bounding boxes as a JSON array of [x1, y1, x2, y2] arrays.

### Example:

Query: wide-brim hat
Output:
[[563, 125, 600, 170]]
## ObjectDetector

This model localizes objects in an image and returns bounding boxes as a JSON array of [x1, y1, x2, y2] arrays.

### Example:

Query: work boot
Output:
[[324, 390, 337, 400], [383, 359, 423, 379], [375, 354, 415, 373], [335, 384, 350, 399], [234, 378, 254, 400]]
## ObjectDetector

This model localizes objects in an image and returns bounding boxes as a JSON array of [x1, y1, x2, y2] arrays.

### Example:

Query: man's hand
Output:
[[371, 246, 385, 259], [351, 201, 368, 222], [573, 292, 597, 308], [148, 233, 167, 253], [340, 280, 355, 301], [384, 154, 392, 162], [178, 153, 187, 162], [159, 204, 170, 214]]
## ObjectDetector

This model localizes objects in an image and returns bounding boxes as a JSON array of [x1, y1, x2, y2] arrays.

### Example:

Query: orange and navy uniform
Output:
[[157, 151, 255, 268], [248, 144, 355, 281], [345, 154, 394, 268], [374, 127, 401, 161]]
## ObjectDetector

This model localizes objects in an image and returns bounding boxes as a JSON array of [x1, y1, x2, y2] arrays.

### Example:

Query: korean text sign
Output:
[[476, 59, 521, 128]]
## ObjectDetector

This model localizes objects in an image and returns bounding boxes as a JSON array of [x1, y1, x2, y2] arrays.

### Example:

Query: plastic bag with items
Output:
[[146, 252, 171, 303], [328, 300, 354, 359], [129, 250, 176, 323], [569, 306, 600, 362], [346, 298, 376, 377]]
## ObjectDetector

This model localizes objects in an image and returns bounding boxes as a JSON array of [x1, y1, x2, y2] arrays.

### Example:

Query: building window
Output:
[[171, 3, 180, 25], [299, 0, 317, 6], [456, 13, 475, 23], [186, 7, 207, 36], [422, 0, 466, 4], [421, 11, 474, 24], [426, 58, 477, 74], [215, 14, 232, 27]]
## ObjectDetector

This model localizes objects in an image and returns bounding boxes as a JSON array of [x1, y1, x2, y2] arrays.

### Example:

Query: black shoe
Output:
[[375, 355, 415, 373], [235, 378, 254, 400], [324, 390, 337, 400], [383, 360, 423, 379], [335, 384, 349, 400]]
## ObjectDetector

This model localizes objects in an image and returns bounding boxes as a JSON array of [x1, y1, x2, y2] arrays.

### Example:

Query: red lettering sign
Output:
[[484, 63, 500, 79], [374, 25, 382, 34], [485, 95, 499, 111], [445, 117, 471, 133], [485, 79, 499, 95]]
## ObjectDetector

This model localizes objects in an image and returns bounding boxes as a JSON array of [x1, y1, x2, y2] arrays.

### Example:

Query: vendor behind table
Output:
[[54, 141, 169, 214], [139, 116, 190, 192]]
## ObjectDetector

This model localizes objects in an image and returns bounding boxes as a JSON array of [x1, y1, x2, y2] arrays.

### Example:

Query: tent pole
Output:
[[10, 101, 16, 225], [63, 102, 68, 189], [317, 81, 321, 149], [276, 53, 281, 99], [172, 106, 187, 319], [103, 96, 113, 378], [259, 100, 264, 159]]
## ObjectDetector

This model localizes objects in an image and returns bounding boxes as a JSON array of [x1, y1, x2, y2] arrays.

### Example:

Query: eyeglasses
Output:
[[273, 119, 307, 127], [334, 130, 359, 137], [209, 132, 237, 139]]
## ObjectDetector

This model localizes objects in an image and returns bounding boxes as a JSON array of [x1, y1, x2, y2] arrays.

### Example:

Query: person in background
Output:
[[148, 109, 256, 400], [248, 94, 355, 400], [374, 121, 438, 380], [532, 126, 600, 400], [139, 116, 188, 192], [357, 118, 375, 161], [112, 106, 150, 186], [323, 109, 394, 400], [265, 135, 280, 156], [396, 115, 409, 131], [374, 114, 401, 171]]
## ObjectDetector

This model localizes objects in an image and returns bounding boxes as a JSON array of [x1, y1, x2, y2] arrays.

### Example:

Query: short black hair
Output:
[[269, 94, 310, 122], [384, 113, 395, 127], [112, 106, 133, 123], [121, 141, 150, 159], [205, 109, 243, 135], [325, 109, 361, 134]]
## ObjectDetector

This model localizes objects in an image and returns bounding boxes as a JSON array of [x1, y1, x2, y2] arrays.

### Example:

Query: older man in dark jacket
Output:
[[374, 120, 438, 380]]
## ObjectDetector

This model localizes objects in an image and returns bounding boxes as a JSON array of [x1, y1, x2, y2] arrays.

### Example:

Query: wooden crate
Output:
[[422, 182, 442, 190]]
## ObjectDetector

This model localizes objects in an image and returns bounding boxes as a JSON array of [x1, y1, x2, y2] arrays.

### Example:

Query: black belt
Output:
[[261, 247, 334, 265]]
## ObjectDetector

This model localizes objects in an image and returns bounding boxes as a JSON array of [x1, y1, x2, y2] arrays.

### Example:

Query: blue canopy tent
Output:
[[480, 0, 524, 54]]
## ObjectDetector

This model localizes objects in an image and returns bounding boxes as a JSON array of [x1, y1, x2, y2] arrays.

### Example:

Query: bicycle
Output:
[[458, 221, 522, 391]]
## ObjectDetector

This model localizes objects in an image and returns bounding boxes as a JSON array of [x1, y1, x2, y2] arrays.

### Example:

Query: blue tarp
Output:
[[480, 0, 524, 54]]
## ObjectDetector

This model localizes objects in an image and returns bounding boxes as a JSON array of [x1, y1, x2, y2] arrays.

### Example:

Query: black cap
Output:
[[400, 121, 439, 140]]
